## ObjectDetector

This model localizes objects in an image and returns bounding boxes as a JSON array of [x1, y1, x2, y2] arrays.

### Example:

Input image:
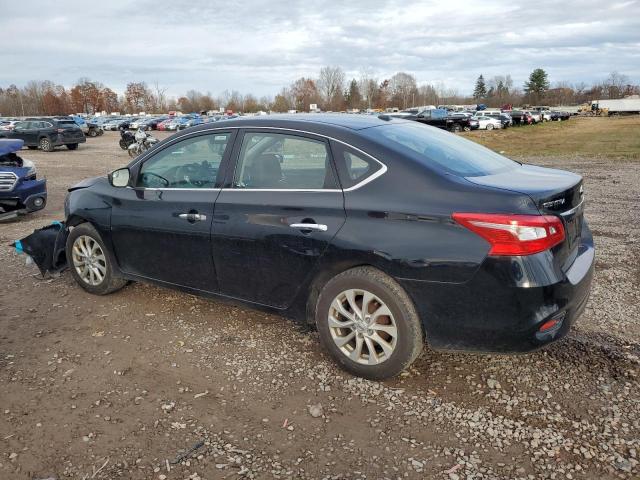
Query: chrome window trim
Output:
[[223, 188, 343, 193], [559, 199, 585, 217], [129, 126, 388, 193], [125, 187, 221, 192]]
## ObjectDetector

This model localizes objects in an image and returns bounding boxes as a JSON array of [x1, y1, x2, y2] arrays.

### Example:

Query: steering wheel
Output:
[[175, 164, 205, 187]]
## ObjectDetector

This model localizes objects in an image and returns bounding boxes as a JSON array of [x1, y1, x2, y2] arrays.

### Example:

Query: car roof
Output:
[[187, 113, 411, 135]]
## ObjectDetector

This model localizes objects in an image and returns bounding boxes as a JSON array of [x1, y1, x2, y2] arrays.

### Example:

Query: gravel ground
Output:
[[0, 131, 638, 479]]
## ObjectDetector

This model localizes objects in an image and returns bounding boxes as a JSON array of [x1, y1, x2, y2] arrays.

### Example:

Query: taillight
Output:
[[452, 213, 565, 256]]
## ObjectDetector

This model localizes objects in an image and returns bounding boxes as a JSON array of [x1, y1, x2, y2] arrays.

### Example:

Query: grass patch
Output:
[[463, 116, 640, 159]]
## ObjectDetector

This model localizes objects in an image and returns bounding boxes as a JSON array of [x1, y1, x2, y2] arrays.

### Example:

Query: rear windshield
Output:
[[366, 122, 518, 177], [57, 121, 78, 128]]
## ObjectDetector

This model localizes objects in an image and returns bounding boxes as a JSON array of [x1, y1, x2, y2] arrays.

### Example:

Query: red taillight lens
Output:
[[452, 213, 565, 256]]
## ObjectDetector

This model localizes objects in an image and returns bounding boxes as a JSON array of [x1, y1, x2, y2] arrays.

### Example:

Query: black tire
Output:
[[486, 123, 494, 130], [39, 137, 54, 152], [27, 146, 38, 150], [66, 223, 127, 295], [88, 129, 98, 137], [450, 124, 462, 133], [119, 139, 128, 150], [66, 143, 78, 150], [315, 266, 424, 380]]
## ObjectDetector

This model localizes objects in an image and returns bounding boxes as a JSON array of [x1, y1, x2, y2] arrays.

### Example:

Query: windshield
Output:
[[366, 122, 518, 177]]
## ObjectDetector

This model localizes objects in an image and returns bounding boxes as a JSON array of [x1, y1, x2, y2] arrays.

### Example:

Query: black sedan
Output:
[[64, 115, 594, 379]]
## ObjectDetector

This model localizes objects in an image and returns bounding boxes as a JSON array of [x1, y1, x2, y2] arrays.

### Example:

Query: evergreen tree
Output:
[[524, 68, 550, 96], [473, 75, 487, 99], [345, 79, 362, 109]]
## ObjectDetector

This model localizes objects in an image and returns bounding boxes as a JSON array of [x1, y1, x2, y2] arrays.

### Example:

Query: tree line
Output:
[[0, 68, 637, 117]]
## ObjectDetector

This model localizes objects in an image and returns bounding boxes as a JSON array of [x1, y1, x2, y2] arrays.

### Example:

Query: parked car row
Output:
[[394, 106, 572, 132], [94, 113, 238, 132]]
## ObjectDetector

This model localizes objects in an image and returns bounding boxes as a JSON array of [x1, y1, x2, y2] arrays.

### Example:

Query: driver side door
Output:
[[110, 130, 236, 292]]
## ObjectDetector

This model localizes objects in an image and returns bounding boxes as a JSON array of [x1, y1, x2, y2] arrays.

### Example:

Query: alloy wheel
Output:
[[328, 289, 398, 365], [72, 235, 107, 286]]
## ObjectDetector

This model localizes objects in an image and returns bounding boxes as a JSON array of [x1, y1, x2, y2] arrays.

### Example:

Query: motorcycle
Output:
[[119, 127, 136, 150], [127, 128, 158, 158]]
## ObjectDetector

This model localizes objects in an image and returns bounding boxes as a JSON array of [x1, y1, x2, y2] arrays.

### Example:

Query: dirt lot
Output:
[[1, 119, 639, 480]]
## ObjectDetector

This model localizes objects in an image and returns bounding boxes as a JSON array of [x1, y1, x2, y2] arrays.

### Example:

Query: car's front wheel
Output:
[[66, 223, 127, 295], [315, 267, 424, 380], [486, 123, 494, 130]]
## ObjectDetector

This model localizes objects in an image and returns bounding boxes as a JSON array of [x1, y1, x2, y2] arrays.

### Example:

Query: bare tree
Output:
[[389, 72, 417, 109], [358, 72, 378, 110], [317, 66, 345, 111], [153, 82, 168, 112], [603, 71, 630, 99]]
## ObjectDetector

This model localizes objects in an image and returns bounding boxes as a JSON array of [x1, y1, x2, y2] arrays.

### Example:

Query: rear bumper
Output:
[[59, 134, 86, 145], [400, 222, 595, 353]]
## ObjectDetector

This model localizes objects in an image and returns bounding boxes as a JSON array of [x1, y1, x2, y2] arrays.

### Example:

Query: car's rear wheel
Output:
[[39, 137, 53, 152], [66, 143, 78, 150], [451, 124, 462, 133], [486, 123, 494, 130], [315, 267, 424, 380], [66, 223, 127, 295], [88, 129, 98, 137]]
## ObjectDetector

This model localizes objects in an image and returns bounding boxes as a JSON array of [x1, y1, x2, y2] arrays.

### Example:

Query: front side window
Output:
[[234, 132, 337, 189], [137, 133, 230, 188]]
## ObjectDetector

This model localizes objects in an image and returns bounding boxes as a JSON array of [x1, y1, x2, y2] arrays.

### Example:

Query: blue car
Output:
[[0, 139, 47, 220]]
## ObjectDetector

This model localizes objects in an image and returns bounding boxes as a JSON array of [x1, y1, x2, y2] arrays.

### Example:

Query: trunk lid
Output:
[[466, 164, 585, 270]]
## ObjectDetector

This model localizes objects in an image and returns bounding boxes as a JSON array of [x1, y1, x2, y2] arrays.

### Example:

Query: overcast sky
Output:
[[1, 0, 638, 97]]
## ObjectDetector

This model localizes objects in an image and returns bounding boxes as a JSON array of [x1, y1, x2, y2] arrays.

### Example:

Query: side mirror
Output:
[[109, 167, 131, 187]]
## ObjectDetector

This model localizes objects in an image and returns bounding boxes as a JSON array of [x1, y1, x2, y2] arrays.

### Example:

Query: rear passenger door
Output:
[[211, 129, 346, 308]]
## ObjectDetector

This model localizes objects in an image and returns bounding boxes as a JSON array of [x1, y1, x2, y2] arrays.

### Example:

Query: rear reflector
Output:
[[452, 213, 565, 256], [539, 319, 560, 332]]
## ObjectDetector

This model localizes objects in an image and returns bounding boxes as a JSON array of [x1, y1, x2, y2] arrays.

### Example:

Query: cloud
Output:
[[0, 0, 638, 97]]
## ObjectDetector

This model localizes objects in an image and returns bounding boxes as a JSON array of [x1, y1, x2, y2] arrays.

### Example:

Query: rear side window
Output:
[[57, 121, 77, 129], [331, 142, 382, 189], [366, 123, 518, 177], [234, 132, 338, 190]]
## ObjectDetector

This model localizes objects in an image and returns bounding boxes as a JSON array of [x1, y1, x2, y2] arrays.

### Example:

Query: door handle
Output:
[[178, 213, 207, 222], [289, 223, 328, 232]]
